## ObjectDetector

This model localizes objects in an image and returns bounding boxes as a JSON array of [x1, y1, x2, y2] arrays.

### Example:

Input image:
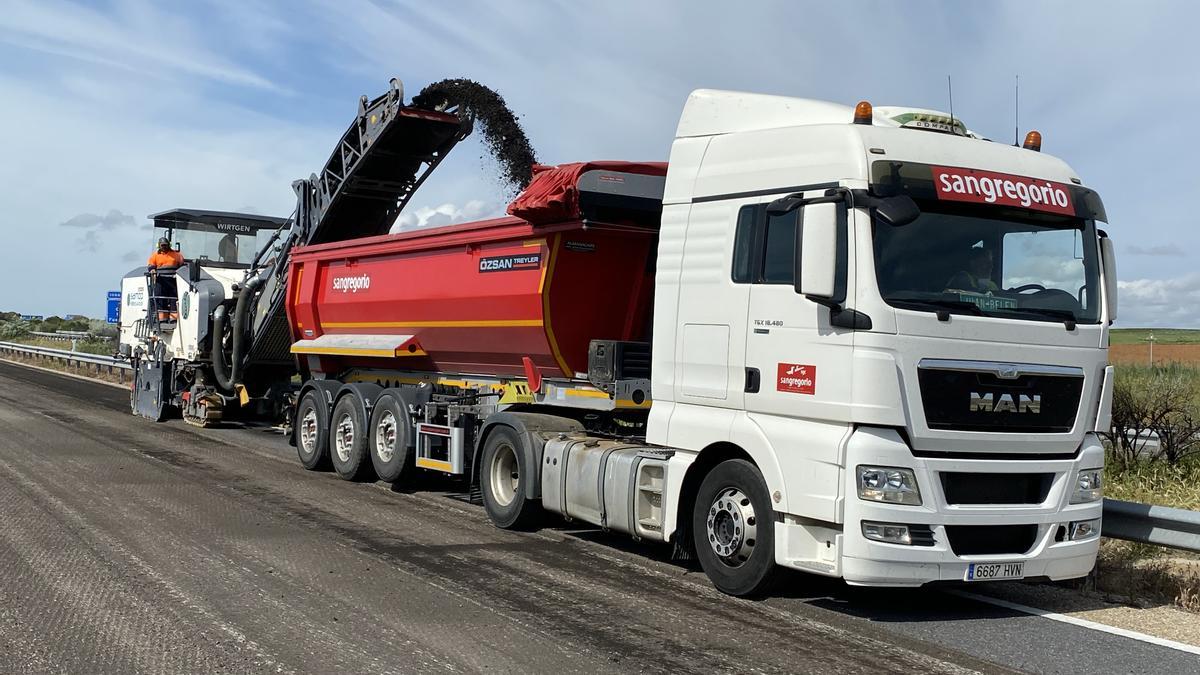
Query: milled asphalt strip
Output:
[[0, 354, 129, 390], [948, 590, 1200, 657]]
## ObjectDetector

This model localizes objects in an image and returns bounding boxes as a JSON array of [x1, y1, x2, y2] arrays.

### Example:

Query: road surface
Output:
[[0, 360, 1195, 674]]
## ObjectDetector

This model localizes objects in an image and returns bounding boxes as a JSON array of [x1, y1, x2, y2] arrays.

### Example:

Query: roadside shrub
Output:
[[1109, 363, 1200, 468], [0, 320, 31, 340]]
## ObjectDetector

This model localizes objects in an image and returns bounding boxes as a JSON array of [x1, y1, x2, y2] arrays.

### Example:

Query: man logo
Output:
[[970, 392, 1041, 414]]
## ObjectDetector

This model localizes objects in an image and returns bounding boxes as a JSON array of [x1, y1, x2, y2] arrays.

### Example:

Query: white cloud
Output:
[[0, 0, 280, 90], [1128, 244, 1183, 257], [1116, 276, 1200, 328], [395, 200, 498, 230]]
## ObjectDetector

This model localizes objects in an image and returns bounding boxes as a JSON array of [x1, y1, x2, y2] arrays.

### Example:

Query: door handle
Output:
[[744, 367, 761, 393]]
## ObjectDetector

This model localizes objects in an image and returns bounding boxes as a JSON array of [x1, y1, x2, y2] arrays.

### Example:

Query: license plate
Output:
[[964, 561, 1025, 581]]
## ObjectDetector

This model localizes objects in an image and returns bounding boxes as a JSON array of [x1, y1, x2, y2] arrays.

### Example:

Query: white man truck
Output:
[[281, 89, 1115, 597]]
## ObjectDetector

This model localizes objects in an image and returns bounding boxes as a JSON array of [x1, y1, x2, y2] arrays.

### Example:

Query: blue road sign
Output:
[[107, 291, 121, 324], [20, 314, 43, 322]]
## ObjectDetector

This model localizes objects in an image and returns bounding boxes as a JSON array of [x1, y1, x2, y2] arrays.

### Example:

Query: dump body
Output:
[[286, 162, 667, 380]]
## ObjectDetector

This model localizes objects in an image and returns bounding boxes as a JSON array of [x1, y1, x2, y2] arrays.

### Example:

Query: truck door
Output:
[[670, 200, 753, 410], [739, 197, 855, 521]]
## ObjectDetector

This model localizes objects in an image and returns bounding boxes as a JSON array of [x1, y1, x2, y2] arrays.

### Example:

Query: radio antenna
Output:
[[947, 75, 955, 129], [1014, 75, 1020, 146]]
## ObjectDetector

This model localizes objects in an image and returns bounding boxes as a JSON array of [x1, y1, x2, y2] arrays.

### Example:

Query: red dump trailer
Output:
[[284, 161, 671, 500], [286, 162, 665, 382]]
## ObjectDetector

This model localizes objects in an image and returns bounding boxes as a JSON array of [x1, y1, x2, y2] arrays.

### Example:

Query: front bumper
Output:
[[834, 427, 1103, 587]]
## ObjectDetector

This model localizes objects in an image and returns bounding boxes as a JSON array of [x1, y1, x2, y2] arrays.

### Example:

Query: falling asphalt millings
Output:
[[412, 78, 539, 192]]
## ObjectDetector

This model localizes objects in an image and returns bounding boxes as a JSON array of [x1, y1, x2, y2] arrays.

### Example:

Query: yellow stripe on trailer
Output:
[[416, 457, 454, 472]]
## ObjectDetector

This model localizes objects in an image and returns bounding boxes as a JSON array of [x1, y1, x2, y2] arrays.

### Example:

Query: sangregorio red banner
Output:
[[931, 166, 1074, 215]]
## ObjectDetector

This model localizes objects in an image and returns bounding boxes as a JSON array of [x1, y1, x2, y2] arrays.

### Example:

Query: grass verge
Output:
[[1089, 460, 1200, 612]]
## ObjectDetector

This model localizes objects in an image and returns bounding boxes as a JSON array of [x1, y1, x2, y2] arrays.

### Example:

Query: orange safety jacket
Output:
[[147, 250, 184, 268]]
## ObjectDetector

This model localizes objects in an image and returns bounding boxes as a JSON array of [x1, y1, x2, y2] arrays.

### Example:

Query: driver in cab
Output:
[[946, 247, 999, 293]]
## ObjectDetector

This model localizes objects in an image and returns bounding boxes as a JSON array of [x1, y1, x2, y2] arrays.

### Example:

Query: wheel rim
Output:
[[334, 412, 354, 463], [489, 442, 519, 507], [375, 410, 397, 463], [299, 408, 319, 456], [706, 487, 758, 566]]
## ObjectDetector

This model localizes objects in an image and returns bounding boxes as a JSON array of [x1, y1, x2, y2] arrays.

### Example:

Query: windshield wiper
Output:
[[991, 306, 1080, 330], [887, 298, 983, 318]]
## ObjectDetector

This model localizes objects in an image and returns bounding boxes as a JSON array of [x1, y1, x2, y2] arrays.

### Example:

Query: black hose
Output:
[[213, 273, 267, 392], [212, 304, 231, 391]]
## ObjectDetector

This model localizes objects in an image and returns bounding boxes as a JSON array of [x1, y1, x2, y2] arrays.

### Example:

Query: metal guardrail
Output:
[[3, 338, 1199, 553], [0, 340, 131, 380], [29, 330, 113, 342], [1103, 498, 1200, 553]]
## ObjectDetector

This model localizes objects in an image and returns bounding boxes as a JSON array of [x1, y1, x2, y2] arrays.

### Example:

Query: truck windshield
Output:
[[873, 207, 1101, 324], [163, 228, 275, 268]]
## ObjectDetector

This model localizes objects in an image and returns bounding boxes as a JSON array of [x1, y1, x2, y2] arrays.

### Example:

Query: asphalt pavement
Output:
[[0, 359, 1196, 674]]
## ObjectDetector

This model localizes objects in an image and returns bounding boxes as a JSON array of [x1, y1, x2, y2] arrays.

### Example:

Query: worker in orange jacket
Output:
[[147, 236, 184, 268], [148, 237, 184, 320]]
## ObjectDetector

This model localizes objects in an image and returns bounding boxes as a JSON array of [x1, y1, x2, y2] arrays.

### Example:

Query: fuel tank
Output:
[[286, 161, 666, 380]]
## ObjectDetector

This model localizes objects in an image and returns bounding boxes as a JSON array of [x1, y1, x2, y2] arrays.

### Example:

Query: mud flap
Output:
[[132, 360, 171, 422]]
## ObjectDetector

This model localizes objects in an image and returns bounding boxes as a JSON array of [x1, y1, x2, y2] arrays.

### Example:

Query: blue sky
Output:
[[0, 0, 1196, 326]]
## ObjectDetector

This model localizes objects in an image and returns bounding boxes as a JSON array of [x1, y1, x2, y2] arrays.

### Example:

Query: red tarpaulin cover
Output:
[[507, 161, 668, 224]]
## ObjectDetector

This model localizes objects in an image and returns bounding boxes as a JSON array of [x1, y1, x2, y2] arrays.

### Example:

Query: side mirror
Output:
[[795, 202, 838, 299], [1100, 235, 1118, 322], [875, 195, 920, 227]]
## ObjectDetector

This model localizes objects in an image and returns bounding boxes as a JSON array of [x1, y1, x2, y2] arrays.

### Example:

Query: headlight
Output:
[[1069, 518, 1101, 541], [861, 521, 913, 545], [857, 465, 922, 506], [1071, 468, 1103, 504]]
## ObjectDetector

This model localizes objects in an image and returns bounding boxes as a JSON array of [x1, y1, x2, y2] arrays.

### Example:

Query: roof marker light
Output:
[[854, 101, 873, 125], [1023, 130, 1042, 151]]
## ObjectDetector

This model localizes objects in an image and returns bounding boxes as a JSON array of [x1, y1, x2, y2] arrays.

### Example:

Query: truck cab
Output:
[[650, 91, 1113, 589]]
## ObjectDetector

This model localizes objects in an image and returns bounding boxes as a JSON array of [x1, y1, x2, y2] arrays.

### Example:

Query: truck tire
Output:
[[692, 459, 777, 597], [295, 390, 330, 470], [368, 392, 411, 483], [329, 393, 372, 481], [480, 426, 539, 529]]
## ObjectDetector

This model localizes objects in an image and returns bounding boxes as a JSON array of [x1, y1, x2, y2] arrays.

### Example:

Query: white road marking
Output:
[[948, 589, 1200, 656]]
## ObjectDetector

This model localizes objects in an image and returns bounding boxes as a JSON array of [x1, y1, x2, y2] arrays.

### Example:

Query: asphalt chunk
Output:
[[412, 78, 538, 193]]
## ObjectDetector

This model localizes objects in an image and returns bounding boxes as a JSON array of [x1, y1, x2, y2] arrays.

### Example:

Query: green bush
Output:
[[1109, 363, 1200, 468], [0, 320, 31, 340]]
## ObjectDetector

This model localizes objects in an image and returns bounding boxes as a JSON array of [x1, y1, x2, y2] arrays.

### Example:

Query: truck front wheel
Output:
[[692, 459, 777, 597], [295, 390, 330, 471], [480, 426, 539, 529]]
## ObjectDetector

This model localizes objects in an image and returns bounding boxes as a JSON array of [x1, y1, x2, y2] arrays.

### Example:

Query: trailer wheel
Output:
[[295, 390, 330, 470], [480, 426, 539, 529], [329, 394, 372, 481], [692, 459, 777, 597], [368, 392, 411, 483]]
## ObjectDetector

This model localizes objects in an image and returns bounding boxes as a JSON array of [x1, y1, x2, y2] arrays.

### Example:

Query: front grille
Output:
[[944, 524, 1038, 556], [940, 472, 1054, 505], [908, 524, 936, 546], [918, 363, 1083, 433]]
